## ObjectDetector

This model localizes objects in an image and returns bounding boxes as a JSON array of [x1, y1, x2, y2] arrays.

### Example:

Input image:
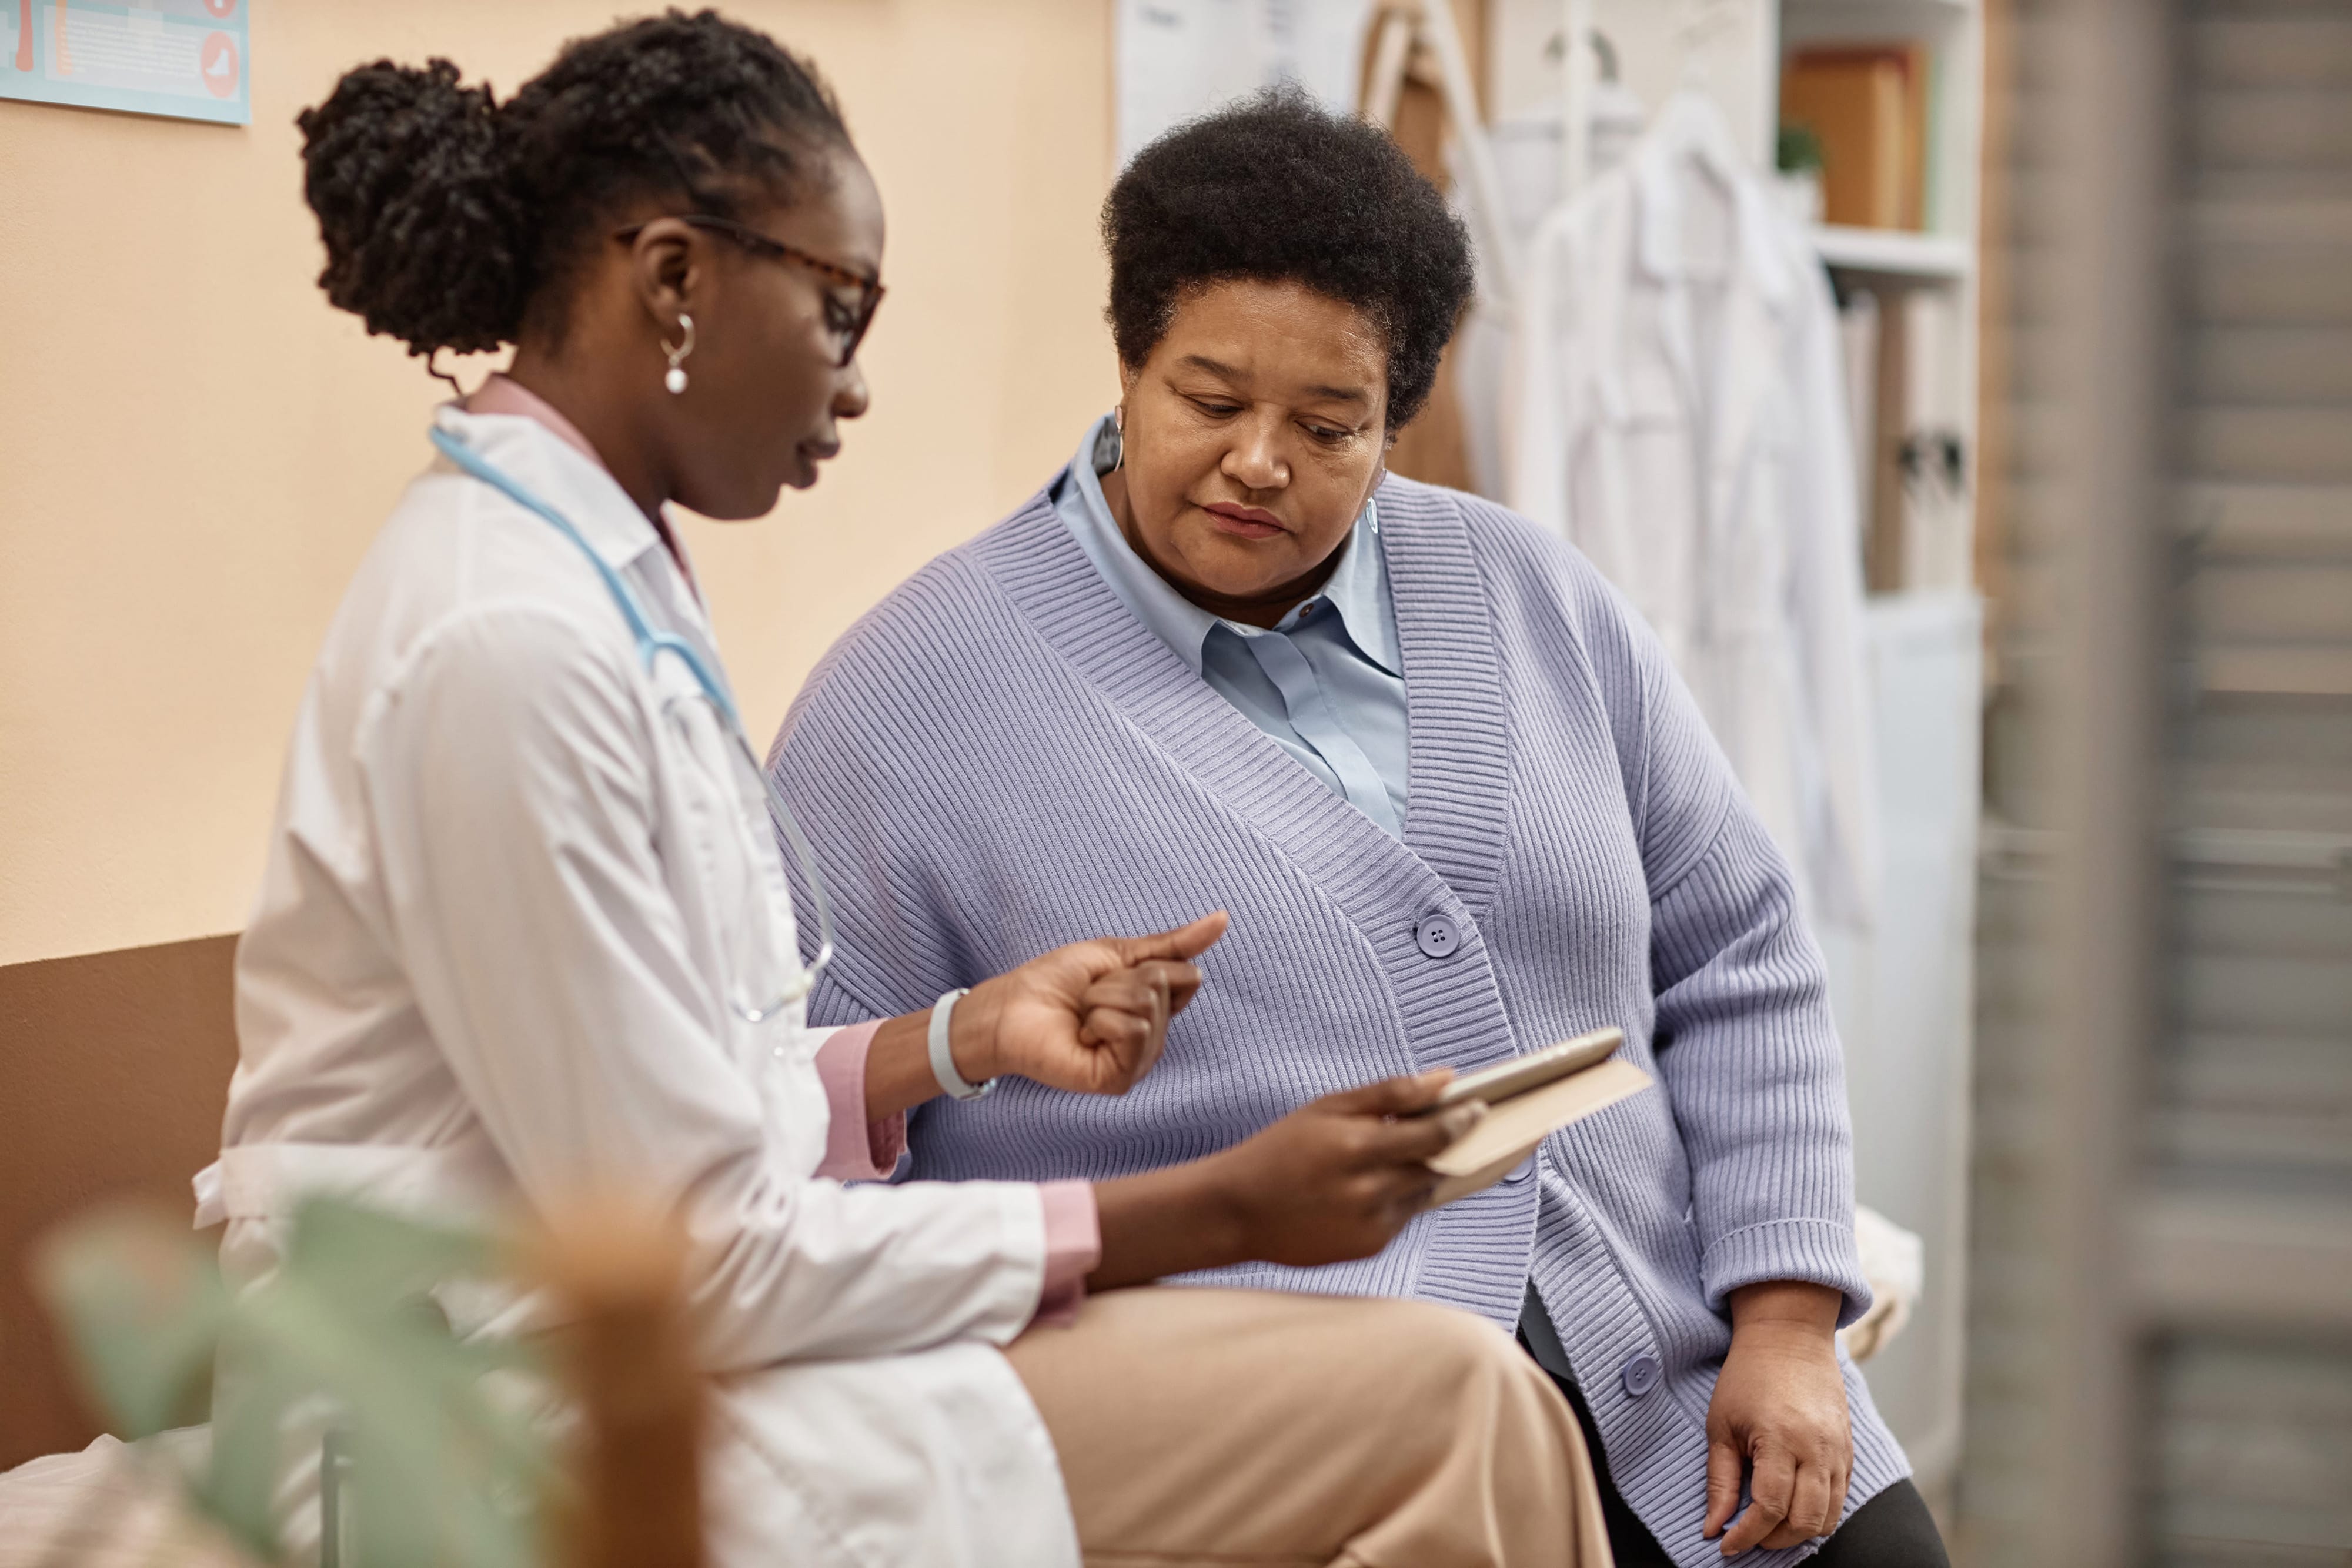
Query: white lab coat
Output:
[[195, 406, 1081, 1568], [1505, 92, 1879, 931]]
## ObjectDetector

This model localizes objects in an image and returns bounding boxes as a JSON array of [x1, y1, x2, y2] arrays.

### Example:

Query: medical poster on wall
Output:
[[1116, 0, 1372, 165], [2, 0, 249, 125]]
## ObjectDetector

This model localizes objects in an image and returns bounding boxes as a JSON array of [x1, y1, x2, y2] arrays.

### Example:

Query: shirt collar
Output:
[[465, 371, 604, 466], [1053, 412, 1398, 676], [432, 401, 670, 580], [446, 376, 704, 600]]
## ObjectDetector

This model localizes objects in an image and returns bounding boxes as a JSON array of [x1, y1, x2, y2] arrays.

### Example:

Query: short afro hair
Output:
[[1102, 89, 1476, 432]]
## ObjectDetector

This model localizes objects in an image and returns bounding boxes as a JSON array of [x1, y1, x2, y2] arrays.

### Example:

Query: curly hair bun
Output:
[[298, 58, 530, 359], [295, 13, 850, 362]]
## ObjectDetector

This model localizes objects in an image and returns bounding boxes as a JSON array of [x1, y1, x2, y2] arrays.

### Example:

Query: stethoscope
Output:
[[429, 424, 835, 1020]]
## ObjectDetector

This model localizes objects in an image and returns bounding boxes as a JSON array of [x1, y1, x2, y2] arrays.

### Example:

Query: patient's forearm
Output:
[[1087, 1160, 1250, 1290]]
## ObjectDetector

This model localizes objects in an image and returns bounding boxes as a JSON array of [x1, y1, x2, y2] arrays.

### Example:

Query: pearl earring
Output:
[[662, 313, 696, 395]]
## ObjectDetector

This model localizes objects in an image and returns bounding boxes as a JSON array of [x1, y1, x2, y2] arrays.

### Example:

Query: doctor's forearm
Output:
[[862, 1011, 945, 1120], [1085, 1161, 1251, 1290], [1085, 1072, 1472, 1289], [860, 1001, 1000, 1121]]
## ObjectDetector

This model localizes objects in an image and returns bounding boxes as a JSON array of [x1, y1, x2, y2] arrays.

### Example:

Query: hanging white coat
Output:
[[1504, 92, 1879, 932], [193, 407, 1082, 1568]]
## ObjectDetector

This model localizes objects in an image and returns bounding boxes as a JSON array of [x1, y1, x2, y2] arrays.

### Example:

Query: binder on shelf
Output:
[[1781, 44, 1931, 232], [1839, 289, 1883, 579]]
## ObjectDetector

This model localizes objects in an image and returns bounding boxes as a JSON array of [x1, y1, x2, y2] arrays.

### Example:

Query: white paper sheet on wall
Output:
[[1115, 0, 1375, 166]]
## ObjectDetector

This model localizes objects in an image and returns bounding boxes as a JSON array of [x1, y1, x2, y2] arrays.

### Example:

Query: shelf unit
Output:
[[1484, 0, 1989, 1510], [1781, 0, 1986, 599], [1485, 0, 1987, 596], [1811, 222, 1975, 279], [1783, 0, 1985, 1512]]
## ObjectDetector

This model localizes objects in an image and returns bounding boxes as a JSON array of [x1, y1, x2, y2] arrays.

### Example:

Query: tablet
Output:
[[1428, 1027, 1624, 1111]]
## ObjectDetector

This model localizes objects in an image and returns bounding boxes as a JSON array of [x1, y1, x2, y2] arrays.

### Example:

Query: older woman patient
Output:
[[772, 93, 1947, 1567]]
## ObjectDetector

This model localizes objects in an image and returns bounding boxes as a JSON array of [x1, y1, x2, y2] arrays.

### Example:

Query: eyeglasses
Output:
[[616, 213, 885, 369]]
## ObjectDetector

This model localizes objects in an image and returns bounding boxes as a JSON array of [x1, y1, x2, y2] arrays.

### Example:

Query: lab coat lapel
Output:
[[1633, 155, 1703, 416], [1578, 184, 1650, 610], [1702, 184, 1797, 626]]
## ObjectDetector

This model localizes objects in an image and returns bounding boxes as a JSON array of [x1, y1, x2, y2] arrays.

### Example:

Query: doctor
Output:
[[203, 14, 1609, 1568]]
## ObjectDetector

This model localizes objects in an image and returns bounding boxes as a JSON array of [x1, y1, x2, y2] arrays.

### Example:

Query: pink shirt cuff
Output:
[[811, 1021, 907, 1181], [1032, 1180, 1102, 1328]]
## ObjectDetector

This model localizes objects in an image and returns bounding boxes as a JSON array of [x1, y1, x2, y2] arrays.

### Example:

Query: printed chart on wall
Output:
[[2, 0, 249, 124]]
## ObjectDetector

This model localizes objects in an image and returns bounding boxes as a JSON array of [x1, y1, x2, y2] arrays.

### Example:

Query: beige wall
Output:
[[0, 0, 1117, 968]]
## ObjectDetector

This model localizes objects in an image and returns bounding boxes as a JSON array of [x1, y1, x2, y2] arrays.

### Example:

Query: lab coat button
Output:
[[1414, 915, 1461, 959], [1621, 1352, 1663, 1398]]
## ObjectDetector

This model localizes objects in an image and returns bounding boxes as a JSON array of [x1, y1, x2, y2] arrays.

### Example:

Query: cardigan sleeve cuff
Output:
[[811, 1021, 908, 1181], [1700, 1217, 1873, 1329]]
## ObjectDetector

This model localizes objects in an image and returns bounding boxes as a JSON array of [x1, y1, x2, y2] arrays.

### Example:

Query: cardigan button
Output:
[[1621, 1352, 1663, 1398], [1414, 914, 1462, 959]]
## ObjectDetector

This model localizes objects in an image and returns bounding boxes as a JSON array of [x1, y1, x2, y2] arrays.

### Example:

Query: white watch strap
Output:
[[928, 988, 994, 1101]]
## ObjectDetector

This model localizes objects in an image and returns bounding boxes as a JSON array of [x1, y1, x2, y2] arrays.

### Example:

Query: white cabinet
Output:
[[1818, 592, 1983, 1497]]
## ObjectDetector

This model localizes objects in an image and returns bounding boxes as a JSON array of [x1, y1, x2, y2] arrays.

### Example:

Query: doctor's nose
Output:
[[833, 359, 871, 422]]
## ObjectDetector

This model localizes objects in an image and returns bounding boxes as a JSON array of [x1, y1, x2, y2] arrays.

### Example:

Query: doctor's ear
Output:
[[624, 217, 706, 343]]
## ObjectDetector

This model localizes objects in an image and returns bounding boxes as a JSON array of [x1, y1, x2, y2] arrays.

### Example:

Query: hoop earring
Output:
[[662, 313, 696, 395], [1093, 404, 1125, 475]]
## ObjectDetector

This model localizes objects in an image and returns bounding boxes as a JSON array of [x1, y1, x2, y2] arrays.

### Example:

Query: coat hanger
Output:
[[1544, 24, 1619, 85], [1649, 85, 1747, 192], [1649, 0, 1751, 196], [1675, 0, 1743, 92]]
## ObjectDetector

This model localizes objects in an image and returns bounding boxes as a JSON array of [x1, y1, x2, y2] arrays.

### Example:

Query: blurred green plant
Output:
[[34, 1196, 561, 1568], [1777, 121, 1827, 175]]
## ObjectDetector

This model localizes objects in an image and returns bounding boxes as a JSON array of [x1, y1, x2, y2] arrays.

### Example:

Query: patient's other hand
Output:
[[959, 912, 1228, 1096]]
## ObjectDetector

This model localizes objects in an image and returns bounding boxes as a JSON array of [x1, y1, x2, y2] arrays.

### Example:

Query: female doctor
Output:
[[201, 14, 1611, 1568]]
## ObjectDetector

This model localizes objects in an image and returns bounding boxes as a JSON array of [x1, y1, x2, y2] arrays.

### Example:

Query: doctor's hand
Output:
[[860, 914, 1227, 1122], [1086, 1071, 1485, 1290], [1702, 1281, 1854, 1556], [954, 911, 1229, 1097]]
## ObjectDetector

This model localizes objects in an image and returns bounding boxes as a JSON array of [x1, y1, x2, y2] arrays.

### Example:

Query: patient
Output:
[[772, 92, 1947, 1567]]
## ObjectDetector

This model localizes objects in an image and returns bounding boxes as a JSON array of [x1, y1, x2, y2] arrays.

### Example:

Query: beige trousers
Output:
[[1006, 1287, 1614, 1568]]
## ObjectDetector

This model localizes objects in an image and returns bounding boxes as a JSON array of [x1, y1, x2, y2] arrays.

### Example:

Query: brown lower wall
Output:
[[0, 934, 238, 1471]]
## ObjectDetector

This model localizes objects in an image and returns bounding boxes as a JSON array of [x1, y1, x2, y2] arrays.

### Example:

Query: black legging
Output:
[[1532, 1356, 1952, 1567]]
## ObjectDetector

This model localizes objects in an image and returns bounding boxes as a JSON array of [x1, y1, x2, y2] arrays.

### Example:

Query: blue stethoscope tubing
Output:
[[427, 424, 836, 1015]]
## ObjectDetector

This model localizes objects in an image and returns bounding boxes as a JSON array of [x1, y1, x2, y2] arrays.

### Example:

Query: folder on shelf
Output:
[[1781, 44, 1931, 231]]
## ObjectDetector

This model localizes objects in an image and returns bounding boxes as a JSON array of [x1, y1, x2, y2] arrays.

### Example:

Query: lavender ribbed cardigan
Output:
[[770, 476, 1906, 1565]]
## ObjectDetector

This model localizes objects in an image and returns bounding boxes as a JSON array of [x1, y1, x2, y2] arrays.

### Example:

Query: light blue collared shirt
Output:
[[1050, 414, 1411, 840]]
